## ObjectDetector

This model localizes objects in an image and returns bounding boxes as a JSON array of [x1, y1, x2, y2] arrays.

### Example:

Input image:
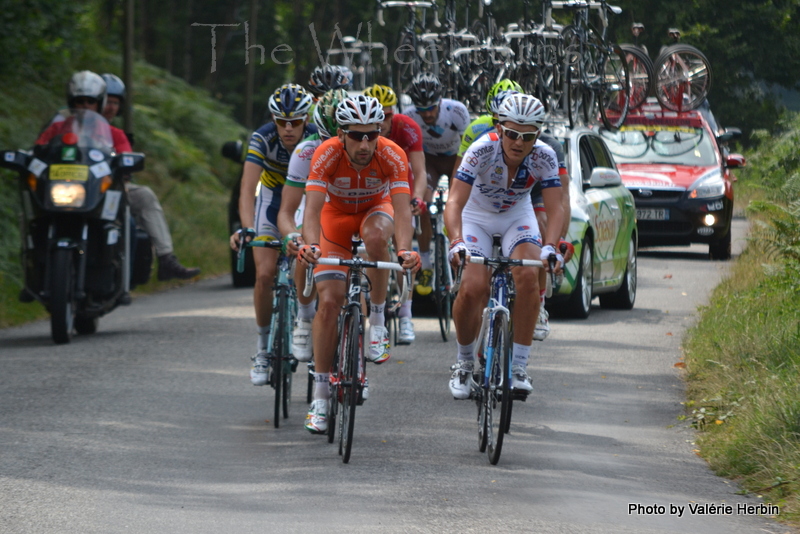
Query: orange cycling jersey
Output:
[[306, 136, 411, 213]]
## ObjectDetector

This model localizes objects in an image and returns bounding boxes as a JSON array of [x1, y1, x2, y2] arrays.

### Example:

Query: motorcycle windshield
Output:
[[51, 109, 114, 151]]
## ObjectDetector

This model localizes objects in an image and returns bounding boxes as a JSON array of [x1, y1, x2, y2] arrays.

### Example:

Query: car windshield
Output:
[[600, 125, 717, 166]]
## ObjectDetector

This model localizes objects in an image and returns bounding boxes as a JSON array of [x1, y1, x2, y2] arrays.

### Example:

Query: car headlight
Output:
[[50, 182, 86, 207], [688, 173, 725, 199]]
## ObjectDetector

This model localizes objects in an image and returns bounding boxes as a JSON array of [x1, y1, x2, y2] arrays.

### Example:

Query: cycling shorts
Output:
[[462, 203, 542, 258], [314, 201, 395, 282], [254, 183, 280, 240], [425, 154, 457, 191]]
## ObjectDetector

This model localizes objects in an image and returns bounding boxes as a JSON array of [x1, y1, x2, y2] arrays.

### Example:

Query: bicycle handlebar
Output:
[[236, 238, 281, 273], [303, 261, 315, 297], [469, 256, 544, 267]]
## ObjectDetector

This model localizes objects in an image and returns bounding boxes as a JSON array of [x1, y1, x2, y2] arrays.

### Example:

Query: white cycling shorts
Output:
[[461, 203, 542, 258]]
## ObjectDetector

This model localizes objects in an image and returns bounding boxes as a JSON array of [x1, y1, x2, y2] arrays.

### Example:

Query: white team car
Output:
[[546, 125, 639, 318]]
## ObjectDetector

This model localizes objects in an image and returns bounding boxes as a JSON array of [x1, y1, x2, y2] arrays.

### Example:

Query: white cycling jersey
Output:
[[455, 132, 560, 213], [401, 98, 470, 157], [285, 134, 323, 227]]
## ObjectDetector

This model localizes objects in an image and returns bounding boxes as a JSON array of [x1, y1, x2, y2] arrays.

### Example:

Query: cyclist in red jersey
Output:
[[298, 95, 420, 434], [364, 84, 426, 345]]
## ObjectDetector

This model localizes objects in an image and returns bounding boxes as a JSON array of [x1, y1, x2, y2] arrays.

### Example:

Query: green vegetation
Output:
[[0, 59, 247, 328], [683, 113, 800, 523]]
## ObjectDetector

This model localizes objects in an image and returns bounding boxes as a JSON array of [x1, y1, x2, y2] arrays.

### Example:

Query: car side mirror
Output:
[[0, 150, 30, 173], [221, 140, 244, 163], [117, 152, 145, 173], [716, 127, 742, 144], [588, 167, 622, 188], [725, 153, 746, 168]]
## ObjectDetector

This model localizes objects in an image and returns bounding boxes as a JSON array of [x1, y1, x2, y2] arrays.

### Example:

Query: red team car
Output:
[[600, 98, 745, 260]]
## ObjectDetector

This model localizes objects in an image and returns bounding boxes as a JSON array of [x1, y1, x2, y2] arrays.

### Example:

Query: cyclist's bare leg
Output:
[[452, 263, 491, 345], [510, 242, 542, 344], [361, 212, 394, 307], [312, 278, 347, 374], [253, 246, 279, 329]]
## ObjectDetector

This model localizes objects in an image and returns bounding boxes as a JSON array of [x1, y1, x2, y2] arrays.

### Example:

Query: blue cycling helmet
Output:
[[268, 83, 313, 118]]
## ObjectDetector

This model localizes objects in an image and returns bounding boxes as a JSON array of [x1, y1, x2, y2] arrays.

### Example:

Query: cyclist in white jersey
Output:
[[444, 94, 564, 400], [277, 88, 349, 363], [401, 73, 470, 295]]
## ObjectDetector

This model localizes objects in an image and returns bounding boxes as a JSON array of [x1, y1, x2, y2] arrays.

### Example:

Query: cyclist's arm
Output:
[[301, 189, 325, 247], [443, 177, 471, 244], [559, 172, 571, 242], [238, 161, 262, 230], [277, 185, 305, 243], [450, 155, 462, 181], [541, 185, 565, 249], [392, 192, 415, 253], [409, 150, 427, 200]]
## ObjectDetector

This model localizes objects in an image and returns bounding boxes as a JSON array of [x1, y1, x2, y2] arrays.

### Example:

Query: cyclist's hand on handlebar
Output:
[[540, 244, 564, 274], [410, 197, 427, 216], [559, 239, 575, 263], [398, 249, 421, 273], [282, 232, 303, 256], [231, 227, 256, 251], [448, 239, 469, 270], [297, 243, 321, 266]]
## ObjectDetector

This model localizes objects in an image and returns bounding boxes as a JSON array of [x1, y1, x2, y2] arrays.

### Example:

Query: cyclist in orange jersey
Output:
[[298, 95, 420, 434]]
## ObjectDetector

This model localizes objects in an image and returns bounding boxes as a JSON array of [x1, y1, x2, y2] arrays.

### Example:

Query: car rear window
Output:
[[600, 125, 717, 166]]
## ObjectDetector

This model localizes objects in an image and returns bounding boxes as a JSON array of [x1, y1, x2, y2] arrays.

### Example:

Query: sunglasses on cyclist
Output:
[[343, 130, 381, 142], [415, 103, 438, 113], [73, 97, 98, 106], [275, 117, 306, 128], [501, 125, 539, 143]]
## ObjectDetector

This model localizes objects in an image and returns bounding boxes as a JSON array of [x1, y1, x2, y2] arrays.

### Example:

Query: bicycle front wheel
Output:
[[654, 44, 712, 112], [338, 307, 362, 463], [487, 313, 511, 465], [434, 233, 452, 341], [271, 288, 287, 428]]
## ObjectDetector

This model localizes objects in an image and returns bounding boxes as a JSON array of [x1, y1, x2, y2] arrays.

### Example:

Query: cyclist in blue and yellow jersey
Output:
[[276, 88, 349, 363], [401, 73, 470, 296], [364, 84, 426, 344], [230, 83, 316, 386]]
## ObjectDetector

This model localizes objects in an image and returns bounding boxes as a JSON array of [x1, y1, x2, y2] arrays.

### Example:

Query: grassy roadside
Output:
[[682, 113, 800, 524], [0, 59, 247, 329]]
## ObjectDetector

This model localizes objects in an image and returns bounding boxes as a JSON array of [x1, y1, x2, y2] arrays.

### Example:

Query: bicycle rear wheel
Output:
[[654, 44, 712, 112], [434, 233, 452, 341], [338, 306, 361, 463], [597, 43, 630, 130], [487, 313, 511, 465]]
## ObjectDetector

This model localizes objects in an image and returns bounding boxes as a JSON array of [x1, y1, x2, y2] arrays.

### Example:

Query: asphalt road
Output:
[[1, 218, 794, 533]]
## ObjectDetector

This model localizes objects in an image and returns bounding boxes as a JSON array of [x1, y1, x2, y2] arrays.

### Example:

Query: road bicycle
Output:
[[453, 235, 543, 465], [237, 237, 298, 428], [325, 37, 390, 91], [558, 0, 630, 129], [619, 43, 654, 110], [310, 241, 412, 463], [653, 43, 712, 112], [377, 0, 440, 92], [429, 175, 453, 341]]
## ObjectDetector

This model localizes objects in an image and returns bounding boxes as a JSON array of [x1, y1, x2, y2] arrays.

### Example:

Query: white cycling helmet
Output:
[[497, 94, 546, 128], [335, 95, 384, 127], [67, 70, 107, 111]]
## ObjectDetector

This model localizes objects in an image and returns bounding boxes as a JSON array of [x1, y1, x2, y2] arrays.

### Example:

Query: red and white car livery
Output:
[[600, 99, 745, 259]]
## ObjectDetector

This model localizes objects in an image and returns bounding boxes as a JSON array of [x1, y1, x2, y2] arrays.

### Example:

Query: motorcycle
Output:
[[1, 109, 149, 344]]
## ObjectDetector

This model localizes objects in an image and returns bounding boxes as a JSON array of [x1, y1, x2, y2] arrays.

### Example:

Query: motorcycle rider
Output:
[[101, 73, 201, 282]]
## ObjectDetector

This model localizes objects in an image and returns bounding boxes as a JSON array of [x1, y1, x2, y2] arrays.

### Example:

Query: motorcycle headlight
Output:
[[688, 174, 725, 199], [50, 182, 86, 207]]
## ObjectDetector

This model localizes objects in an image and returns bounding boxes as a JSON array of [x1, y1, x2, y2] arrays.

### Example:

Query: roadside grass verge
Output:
[[683, 113, 800, 524]]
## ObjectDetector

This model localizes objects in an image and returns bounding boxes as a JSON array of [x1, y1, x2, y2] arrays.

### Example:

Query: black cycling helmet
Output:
[[407, 72, 442, 108], [101, 73, 125, 116], [308, 65, 352, 97]]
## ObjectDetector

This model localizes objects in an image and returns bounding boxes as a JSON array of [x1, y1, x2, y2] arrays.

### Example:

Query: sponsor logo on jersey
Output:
[[517, 226, 530, 231], [473, 145, 493, 158], [466, 235, 478, 243], [366, 177, 382, 189], [334, 176, 351, 188], [467, 156, 479, 167]]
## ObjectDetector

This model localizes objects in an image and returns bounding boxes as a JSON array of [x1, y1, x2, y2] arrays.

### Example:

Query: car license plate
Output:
[[636, 208, 668, 220], [50, 165, 89, 182]]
